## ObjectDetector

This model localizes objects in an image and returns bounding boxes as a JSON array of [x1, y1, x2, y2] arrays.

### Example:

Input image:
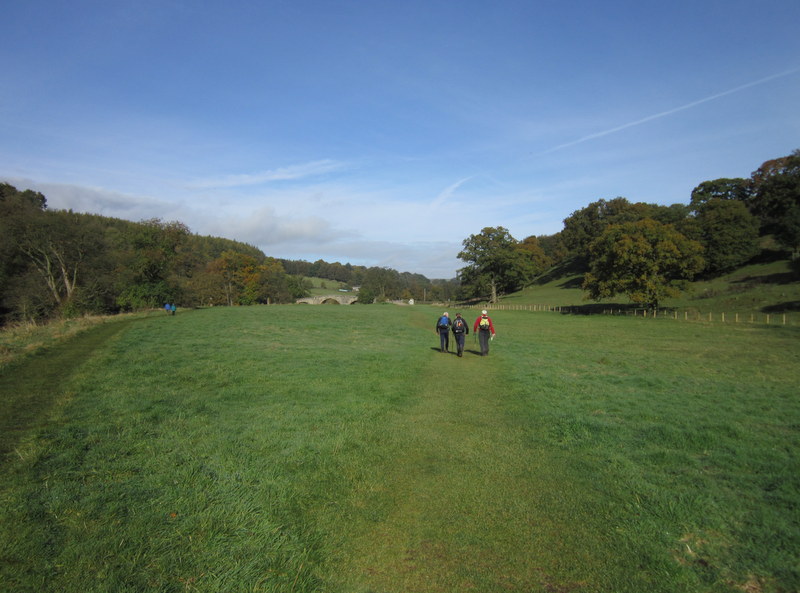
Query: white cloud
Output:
[[0, 176, 467, 276], [203, 205, 353, 246], [269, 237, 463, 279], [1, 177, 179, 221]]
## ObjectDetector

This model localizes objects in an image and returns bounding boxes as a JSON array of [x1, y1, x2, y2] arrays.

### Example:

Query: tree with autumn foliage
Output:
[[583, 219, 704, 310], [199, 251, 291, 306]]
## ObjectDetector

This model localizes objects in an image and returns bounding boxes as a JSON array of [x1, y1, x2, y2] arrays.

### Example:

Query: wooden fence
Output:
[[463, 304, 798, 326]]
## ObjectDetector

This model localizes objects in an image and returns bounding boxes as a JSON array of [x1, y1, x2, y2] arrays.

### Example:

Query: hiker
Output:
[[170, 303, 176, 316], [164, 303, 171, 314], [434, 311, 451, 353], [473, 310, 496, 356], [451, 312, 469, 357]]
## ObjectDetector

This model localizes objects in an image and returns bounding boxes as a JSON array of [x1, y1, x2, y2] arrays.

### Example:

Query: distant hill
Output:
[[303, 277, 353, 297]]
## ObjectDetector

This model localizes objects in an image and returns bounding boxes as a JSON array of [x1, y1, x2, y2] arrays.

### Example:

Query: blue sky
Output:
[[2, 0, 799, 279]]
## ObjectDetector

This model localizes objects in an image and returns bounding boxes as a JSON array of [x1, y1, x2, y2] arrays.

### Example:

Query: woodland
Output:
[[1, 149, 797, 324]]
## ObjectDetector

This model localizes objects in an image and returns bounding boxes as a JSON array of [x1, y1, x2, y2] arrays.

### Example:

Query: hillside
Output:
[[501, 257, 800, 318], [303, 276, 353, 297]]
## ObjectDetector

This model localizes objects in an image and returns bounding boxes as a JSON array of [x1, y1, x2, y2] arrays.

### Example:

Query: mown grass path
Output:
[[324, 311, 606, 592], [333, 345, 519, 590], [0, 319, 133, 463]]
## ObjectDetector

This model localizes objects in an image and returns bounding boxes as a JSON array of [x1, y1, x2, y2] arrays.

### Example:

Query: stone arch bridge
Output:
[[296, 294, 359, 305]]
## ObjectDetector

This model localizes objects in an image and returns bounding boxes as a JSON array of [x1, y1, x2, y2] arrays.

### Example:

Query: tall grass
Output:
[[1, 305, 798, 592], [0, 314, 132, 369]]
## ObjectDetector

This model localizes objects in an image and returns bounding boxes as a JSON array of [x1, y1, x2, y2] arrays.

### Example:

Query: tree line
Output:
[[2, 149, 796, 322], [457, 149, 800, 309], [278, 259, 459, 305], [0, 183, 461, 325]]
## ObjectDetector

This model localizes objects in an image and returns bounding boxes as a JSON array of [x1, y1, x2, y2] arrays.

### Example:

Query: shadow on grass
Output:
[[748, 248, 793, 264], [429, 347, 485, 356], [733, 272, 798, 286], [763, 301, 800, 313], [534, 257, 587, 286], [556, 303, 639, 315], [558, 276, 584, 289]]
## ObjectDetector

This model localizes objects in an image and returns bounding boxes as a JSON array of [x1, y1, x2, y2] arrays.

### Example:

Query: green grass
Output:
[[1, 305, 799, 592], [502, 258, 800, 323], [303, 276, 351, 297], [0, 314, 135, 369]]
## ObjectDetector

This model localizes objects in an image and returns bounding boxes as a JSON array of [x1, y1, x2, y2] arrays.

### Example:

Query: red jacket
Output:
[[473, 314, 495, 334]]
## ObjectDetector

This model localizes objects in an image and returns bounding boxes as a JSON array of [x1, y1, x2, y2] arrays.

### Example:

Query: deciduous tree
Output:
[[583, 219, 704, 310], [749, 149, 800, 258], [1, 184, 49, 316], [516, 236, 551, 284], [5, 202, 106, 315], [561, 197, 648, 256], [690, 178, 752, 211], [695, 199, 759, 274], [458, 227, 525, 303], [115, 218, 190, 309], [360, 267, 401, 302]]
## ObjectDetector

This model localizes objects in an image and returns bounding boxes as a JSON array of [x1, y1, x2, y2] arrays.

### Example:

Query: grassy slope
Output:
[[502, 258, 800, 316], [304, 277, 352, 297], [1, 306, 798, 592]]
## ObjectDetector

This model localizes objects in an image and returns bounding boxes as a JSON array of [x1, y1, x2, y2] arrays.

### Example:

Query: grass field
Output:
[[504, 258, 800, 318], [1, 305, 799, 592]]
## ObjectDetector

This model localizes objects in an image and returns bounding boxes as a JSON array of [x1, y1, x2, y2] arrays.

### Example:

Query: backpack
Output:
[[437, 315, 449, 329], [453, 318, 465, 332], [479, 317, 490, 330]]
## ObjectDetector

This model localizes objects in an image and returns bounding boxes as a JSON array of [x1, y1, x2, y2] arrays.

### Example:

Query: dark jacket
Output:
[[451, 316, 469, 334]]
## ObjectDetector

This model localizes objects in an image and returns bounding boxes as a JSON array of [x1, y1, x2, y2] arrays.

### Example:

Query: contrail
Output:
[[430, 176, 473, 208], [543, 67, 800, 154], [187, 159, 344, 188]]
